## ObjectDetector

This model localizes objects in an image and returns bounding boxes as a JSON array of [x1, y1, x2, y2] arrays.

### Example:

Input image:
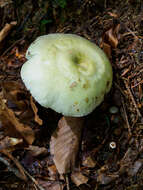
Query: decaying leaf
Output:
[[50, 117, 84, 174], [119, 147, 139, 175], [26, 145, 48, 157], [71, 171, 88, 186], [101, 42, 111, 58], [0, 136, 23, 151], [105, 24, 120, 48], [82, 155, 96, 168], [101, 24, 120, 58], [37, 180, 64, 190], [0, 97, 35, 144], [48, 165, 58, 180], [97, 172, 118, 185], [128, 160, 143, 176], [30, 96, 43, 125], [2, 81, 28, 110], [0, 0, 12, 8], [107, 12, 118, 18]]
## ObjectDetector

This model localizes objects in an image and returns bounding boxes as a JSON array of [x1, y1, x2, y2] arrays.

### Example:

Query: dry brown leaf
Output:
[[50, 116, 83, 174], [128, 160, 142, 176], [101, 24, 120, 56], [37, 180, 64, 190], [0, 0, 12, 8], [0, 136, 23, 151], [0, 97, 35, 144], [101, 42, 112, 59], [26, 145, 48, 157], [105, 24, 120, 48], [107, 12, 118, 18], [71, 171, 88, 186], [2, 81, 28, 110], [30, 96, 43, 125], [48, 165, 58, 180], [97, 172, 118, 185], [82, 155, 96, 168]]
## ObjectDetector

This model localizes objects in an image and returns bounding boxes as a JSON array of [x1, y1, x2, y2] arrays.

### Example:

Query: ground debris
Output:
[[37, 180, 64, 190], [82, 155, 96, 168], [30, 96, 43, 126], [0, 21, 17, 43], [0, 95, 35, 144], [50, 117, 84, 174], [71, 171, 88, 186], [0, 0, 143, 189], [0, 136, 23, 151], [26, 145, 48, 157]]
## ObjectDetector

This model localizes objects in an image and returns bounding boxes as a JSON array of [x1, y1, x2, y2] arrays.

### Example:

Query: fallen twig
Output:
[[65, 175, 70, 190], [0, 21, 17, 43], [124, 80, 142, 118], [1, 36, 25, 56], [121, 96, 132, 137], [23, 167, 45, 190], [1, 150, 44, 190], [0, 155, 26, 180], [114, 82, 126, 97], [1, 150, 27, 181]]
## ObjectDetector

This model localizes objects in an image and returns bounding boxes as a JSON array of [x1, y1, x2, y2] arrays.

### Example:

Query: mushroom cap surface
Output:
[[21, 33, 112, 117]]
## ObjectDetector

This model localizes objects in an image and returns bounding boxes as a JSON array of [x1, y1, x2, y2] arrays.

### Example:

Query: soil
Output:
[[0, 0, 143, 190]]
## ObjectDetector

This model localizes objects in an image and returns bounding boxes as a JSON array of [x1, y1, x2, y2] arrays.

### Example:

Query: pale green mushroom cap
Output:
[[21, 33, 112, 117]]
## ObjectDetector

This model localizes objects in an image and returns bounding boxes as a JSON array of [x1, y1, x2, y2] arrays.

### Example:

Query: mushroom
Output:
[[20, 33, 112, 173]]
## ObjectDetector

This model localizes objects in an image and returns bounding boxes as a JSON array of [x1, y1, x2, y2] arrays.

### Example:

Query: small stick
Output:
[[121, 96, 132, 137], [1, 150, 44, 190], [114, 82, 126, 97], [131, 80, 143, 88], [1, 36, 25, 56], [1, 149, 27, 181], [0, 21, 17, 43], [23, 168, 45, 190], [0, 156, 25, 179], [124, 80, 142, 118], [65, 174, 70, 190]]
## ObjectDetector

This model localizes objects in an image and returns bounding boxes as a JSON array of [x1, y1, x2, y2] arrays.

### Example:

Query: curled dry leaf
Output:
[[0, 136, 23, 151], [0, 0, 12, 8], [0, 96, 35, 144], [50, 117, 84, 174], [97, 172, 118, 185], [26, 145, 48, 157], [71, 171, 88, 186], [107, 12, 118, 18], [48, 165, 58, 180], [101, 24, 120, 58], [105, 24, 120, 48], [2, 81, 28, 110], [82, 155, 96, 168], [101, 42, 111, 59], [30, 96, 43, 125]]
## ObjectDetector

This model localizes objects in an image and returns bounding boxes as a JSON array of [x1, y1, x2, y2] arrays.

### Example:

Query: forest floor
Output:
[[0, 0, 143, 190]]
